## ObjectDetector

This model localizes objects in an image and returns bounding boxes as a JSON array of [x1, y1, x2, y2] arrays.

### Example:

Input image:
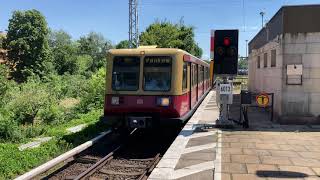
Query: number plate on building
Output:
[[220, 84, 232, 94]]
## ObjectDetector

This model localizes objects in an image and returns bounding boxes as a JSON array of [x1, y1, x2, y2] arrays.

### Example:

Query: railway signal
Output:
[[211, 29, 239, 127], [213, 29, 239, 75]]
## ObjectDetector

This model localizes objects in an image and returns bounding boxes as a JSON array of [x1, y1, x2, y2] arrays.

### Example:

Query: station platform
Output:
[[149, 90, 320, 180], [149, 90, 219, 180]]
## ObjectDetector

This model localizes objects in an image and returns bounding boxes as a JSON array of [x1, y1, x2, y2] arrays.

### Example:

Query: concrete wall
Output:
[[248, 35, 283, 118], [249, 32, 320, 123], [282, 32, 320, 118]]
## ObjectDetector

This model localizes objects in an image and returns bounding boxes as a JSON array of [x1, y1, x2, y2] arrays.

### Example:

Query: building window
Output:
[[257, 56, 260, 69], [271, 50, 276, 67], [264, 53, 268, 68]]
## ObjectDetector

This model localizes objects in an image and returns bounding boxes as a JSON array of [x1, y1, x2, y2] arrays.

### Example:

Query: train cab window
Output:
[[182, 62, 187, 91], [143, 56, 172, 91], [112, 56, 140, 91]]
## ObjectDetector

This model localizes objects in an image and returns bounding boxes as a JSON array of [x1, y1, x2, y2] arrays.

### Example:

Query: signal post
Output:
[[212, 29, 239, 127]]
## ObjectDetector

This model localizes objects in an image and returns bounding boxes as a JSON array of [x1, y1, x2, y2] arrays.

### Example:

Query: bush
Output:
[[77, 68, 106, 112], [0, 65, 15, 106], [20, 125, 47, 139], [5, 77, 57, 124], [76, 55, 94, 77], [37, 104, 65, 124], [0, 110, 22, 142]]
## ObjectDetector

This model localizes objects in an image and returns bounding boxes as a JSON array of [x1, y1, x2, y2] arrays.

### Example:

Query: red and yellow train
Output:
[[104, 47, 212, 129]]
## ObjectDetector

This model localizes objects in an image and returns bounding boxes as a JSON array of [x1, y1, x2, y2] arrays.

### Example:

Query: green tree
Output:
[[77, 32, 113, 72], [0, 64, 9, 104], [140, 20, 203, 57], [238, 56, 248, 69], [49, 30, 78, 75], [4, 10, 52, 82], [77, 68, 106, 112], [0, 33, 6, 49], [116, 40, 130, 49], [76, 55, 93, 76]]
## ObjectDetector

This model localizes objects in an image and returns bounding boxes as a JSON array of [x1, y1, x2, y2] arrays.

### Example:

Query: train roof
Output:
[[108, 48, 209, 67]]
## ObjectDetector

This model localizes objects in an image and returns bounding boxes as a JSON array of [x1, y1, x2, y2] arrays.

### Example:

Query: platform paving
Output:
[[148, 91, 320, 180], [149, 90, 218, 180]]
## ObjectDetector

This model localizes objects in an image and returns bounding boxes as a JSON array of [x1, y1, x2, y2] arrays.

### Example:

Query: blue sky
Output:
[[1, 0, 320, 59]]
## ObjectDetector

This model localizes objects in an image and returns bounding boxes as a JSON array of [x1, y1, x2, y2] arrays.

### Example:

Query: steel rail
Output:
[[15, 130, 112, 180], [73, 128, 137, 180]]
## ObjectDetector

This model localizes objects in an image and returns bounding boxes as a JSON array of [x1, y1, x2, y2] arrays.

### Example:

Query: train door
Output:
[[190, 63, 197, 108]]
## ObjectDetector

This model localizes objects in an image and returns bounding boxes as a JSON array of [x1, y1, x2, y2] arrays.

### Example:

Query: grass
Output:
[[0, 108, 109, 179]]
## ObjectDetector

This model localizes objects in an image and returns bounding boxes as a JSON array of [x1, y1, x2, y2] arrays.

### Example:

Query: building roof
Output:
[[249, 4, 320, 52]]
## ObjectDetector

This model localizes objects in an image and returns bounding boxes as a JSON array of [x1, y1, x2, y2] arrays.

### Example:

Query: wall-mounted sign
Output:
[[256, 93, 269, 107], [287, 64, 302, 75]]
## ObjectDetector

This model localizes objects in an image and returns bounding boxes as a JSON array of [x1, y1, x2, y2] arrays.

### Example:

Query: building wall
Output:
[[248, 35, 283, 118], [249, 32, 320, 122], [282, 32, 320, 117]]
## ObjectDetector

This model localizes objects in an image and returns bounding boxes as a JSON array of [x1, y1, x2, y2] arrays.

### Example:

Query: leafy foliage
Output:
[[238, 57, 248, 69], [5, 78, 56, 125], [4, 10, 52, 82], [116, 40, 130, 49], [0, 33, 5, 48], [0, 140, 69, 179], [140, 20, 203, 57], [0, 109, 21, 141], [77, 32, 113, 72], [75, 55, 94, 76], [77, 68, 106, 113], [49, 30, 78, 75]]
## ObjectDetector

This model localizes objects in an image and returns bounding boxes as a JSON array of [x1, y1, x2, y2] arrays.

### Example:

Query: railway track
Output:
[[40, 127, 180, 180]]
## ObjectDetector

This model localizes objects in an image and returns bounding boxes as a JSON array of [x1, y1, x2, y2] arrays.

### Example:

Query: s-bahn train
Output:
[[104, 47, 211, 129]]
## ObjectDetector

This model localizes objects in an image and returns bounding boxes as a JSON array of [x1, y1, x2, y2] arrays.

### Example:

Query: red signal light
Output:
[[223, 37, 231, 46]]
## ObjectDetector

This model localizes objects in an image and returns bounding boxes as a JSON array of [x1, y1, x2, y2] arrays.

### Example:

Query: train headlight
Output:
[[111, 97, 120, 105], [157, 97, 170, 107]]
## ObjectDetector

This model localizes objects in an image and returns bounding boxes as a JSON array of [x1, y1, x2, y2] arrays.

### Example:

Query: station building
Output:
[[248, 5, 320, 124]]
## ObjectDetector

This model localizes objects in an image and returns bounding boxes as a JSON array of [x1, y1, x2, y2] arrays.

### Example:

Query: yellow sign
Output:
[[256, 94, 269, 107]]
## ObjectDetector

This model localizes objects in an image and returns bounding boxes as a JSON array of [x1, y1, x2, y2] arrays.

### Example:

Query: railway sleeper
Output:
[[98, 169, 144, 176], [108, 162, 148, 168], [74, 157, 98, 164]]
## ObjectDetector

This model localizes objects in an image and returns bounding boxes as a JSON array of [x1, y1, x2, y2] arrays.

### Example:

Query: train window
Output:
[[199, 66, 204, 83], [182, 62, 187, 91], [192, 64, 197, 86], [205, 67, 208, 80], [143, 56, 172, 91], [112, 56, 140, 91]]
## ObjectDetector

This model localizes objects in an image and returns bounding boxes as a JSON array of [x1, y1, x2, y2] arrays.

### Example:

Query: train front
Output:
[[104, 48, 184, 129]]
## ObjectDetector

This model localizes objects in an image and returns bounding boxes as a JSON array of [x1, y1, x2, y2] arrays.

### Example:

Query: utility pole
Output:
[[129, 0, 139, 48], [260, 11, 265, 28]]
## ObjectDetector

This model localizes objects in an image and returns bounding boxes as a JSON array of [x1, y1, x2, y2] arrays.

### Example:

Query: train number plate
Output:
[[220, 84, 232, 94]]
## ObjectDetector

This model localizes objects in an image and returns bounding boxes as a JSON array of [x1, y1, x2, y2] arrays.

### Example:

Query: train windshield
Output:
[[143, 56, 172, 91], [112, 56, 140, 91]]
